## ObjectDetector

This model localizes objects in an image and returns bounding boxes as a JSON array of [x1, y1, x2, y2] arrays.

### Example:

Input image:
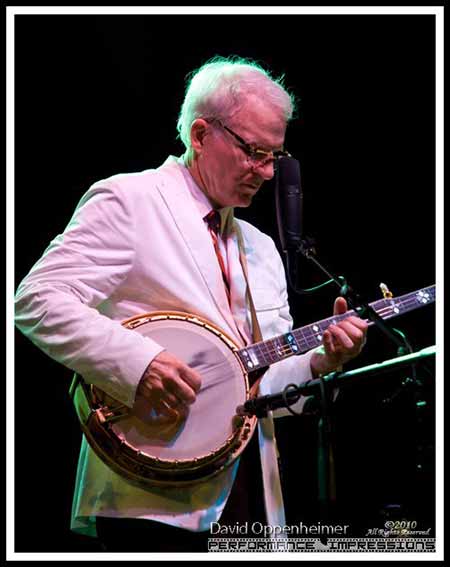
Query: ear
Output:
[[190, 118, 210, 156]]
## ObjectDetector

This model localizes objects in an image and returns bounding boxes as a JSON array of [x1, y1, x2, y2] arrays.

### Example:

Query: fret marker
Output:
[[313, 325, 319, 332], [287, 333, 299, 353], [388, 299, 400, 314], [248, 351, 259, 367], [417, 291, 431, 304], [241, 349, 255, 369], [316, 334, 322, 342]]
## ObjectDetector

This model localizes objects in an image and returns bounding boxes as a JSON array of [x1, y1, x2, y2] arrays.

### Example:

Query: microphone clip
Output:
[[296, 235, 317, 259]]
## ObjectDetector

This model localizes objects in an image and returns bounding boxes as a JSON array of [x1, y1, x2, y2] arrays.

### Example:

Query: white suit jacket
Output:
[[15, 156, 317, 537]]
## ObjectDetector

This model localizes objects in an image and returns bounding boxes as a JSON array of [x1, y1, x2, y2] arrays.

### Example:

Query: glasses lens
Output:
[[248, 149, 273, 166]]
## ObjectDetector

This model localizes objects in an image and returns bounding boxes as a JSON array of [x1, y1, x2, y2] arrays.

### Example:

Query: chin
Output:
[[231, 196, 253, 208], [238, 189, 257, 206]]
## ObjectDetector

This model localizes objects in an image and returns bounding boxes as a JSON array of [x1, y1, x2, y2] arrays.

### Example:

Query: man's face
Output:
[[196, 95, 287, 209]]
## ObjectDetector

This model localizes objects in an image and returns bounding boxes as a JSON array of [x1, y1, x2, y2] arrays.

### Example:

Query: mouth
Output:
[[242, 184, 259, 192]]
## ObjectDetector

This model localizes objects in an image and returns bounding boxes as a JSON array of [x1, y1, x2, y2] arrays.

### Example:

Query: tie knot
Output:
[[204, 210, 221, 236]]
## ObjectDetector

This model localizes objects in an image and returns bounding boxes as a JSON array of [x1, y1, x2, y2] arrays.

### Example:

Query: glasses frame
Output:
[[212, 119, 290, 167]]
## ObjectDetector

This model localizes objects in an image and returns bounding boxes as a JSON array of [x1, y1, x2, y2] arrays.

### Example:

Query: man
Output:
[[15, 55, 368, 552]]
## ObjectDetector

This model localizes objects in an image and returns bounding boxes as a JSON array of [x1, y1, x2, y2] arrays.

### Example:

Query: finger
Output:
[[179, 364, 202, 393], [155, 402, 189, 424], [152, 352, 202, 394], [327, 324, 355, 350], [143, 352, 201, 404], [322, 329, 337, 355], [339, 318, 368, 348], [333, 296, 348, 316], [161, 391, 186, 410], [161, 400, 189, 421], [136, 385, 187, 422], [137, 375, 162, 399], [345, 315, 369, 331], [137, 380, 176, 409], [163, 373, 198, 405], [152, 399, 179, 419], [334, 320, 365, 343]]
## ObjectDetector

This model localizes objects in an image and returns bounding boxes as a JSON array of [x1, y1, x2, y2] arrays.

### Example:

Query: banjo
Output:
[[70, 284, 435, 489]]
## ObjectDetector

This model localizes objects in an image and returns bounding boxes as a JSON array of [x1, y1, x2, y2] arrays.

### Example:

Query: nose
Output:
[[251, 159, 275, 180]]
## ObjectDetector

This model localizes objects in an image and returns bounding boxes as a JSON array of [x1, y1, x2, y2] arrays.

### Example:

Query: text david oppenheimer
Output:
[[210, 521, 350, 537]]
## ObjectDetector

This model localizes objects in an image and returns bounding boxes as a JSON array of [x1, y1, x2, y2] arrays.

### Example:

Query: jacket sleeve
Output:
[[14, 182, 164, 408]]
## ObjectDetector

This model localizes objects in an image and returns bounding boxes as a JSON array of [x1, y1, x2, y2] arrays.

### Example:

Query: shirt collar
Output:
[[176, 156, 234, 238]]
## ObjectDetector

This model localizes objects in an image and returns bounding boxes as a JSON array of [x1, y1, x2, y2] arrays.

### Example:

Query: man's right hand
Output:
[[136, 351, 202, 418]]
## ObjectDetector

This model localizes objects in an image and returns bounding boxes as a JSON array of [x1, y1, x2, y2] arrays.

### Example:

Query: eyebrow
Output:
[[240, 135, 283, 152], [248, 136, 285, 153], [221, 122, 284, 153]]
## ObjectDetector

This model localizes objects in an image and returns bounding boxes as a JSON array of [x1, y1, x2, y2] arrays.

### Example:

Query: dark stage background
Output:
[[14, 14, 437, 552]]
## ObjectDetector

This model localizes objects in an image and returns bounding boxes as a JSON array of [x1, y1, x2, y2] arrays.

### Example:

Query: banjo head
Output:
[[74, 312, 257, 487]]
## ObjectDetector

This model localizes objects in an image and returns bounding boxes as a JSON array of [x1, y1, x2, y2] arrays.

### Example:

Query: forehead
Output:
[[228, 95, 287, 150]]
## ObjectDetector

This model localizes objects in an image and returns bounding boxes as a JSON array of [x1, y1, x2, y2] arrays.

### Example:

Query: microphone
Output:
[[275, 156, 303, 287], [235, 381, 314, 418], [235, 389, 300, 418], [275, 156, 303, 252]]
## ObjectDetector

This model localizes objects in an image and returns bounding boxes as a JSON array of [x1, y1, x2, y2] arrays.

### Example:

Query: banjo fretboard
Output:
[[237, 285, 435, 372]]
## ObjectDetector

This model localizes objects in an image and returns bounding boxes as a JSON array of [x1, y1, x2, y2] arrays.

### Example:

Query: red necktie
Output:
[[204, 210, 231, 304]]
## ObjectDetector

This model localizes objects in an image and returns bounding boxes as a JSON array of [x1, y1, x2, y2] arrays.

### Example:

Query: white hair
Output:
[[176, 55, 297, 160]]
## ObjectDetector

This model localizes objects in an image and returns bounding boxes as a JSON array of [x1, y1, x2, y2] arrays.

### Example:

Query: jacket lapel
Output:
[[154, 158, 244, 344]]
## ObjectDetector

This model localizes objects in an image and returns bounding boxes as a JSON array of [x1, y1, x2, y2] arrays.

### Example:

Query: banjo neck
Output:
[[237, 285, 435, 373]]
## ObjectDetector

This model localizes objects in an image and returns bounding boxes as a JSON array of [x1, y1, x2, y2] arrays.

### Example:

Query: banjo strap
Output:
[[234, 219, 287, 529], [234, 221, 263, 342]]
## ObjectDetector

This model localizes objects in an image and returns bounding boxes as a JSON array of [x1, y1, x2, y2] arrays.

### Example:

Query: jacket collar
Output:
[[153, 156, 244, 344]]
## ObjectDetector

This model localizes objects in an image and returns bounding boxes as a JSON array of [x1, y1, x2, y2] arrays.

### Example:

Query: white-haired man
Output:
[[15, 56, 367, 552]]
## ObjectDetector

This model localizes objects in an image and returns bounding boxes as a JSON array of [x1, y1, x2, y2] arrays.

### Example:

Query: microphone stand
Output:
[[283, 235, 417, 529], [239, 347, 435, 534], [292, 236, 409, 351]]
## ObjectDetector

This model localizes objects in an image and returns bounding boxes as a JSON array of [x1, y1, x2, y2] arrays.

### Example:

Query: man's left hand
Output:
[[310, 296, 368, 378]]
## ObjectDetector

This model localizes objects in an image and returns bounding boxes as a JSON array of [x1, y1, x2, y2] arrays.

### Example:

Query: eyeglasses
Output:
[[212, 120, 290, 167]]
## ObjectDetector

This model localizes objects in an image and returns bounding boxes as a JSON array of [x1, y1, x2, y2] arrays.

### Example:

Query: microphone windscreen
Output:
[[277, 155, 301, 186], [275, 156, 303, 252]]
